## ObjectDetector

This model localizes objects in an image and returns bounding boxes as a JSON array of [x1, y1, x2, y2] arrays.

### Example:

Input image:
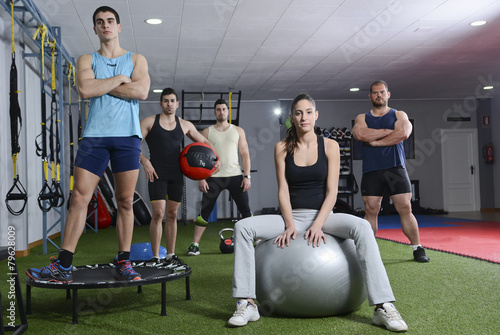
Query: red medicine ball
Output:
[[180, 142, 218, 180]]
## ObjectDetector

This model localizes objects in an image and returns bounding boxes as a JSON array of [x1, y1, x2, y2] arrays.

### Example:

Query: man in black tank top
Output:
[[140, 88, 219, 266], [353, 80, 429, 263]]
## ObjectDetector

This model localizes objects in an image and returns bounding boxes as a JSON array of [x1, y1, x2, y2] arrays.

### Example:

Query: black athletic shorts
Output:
[[148, 174, 184, 202], [361, 167, 411, 197]]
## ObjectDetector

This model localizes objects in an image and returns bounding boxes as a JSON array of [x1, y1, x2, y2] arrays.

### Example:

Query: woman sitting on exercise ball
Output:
[[228, 93, 408, 332]]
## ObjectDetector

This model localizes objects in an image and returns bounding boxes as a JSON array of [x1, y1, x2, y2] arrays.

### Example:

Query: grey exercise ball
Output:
[[255, 232, 367, 317]]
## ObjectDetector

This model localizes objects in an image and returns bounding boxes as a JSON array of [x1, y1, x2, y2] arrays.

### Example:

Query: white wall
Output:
[[491, 96, 500, 208]]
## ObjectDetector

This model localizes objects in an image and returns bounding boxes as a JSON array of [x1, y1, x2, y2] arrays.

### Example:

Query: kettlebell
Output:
[[219, 228, 234, 254]]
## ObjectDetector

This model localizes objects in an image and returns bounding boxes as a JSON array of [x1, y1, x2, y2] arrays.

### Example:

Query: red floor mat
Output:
[[376, 221, 500, 264]]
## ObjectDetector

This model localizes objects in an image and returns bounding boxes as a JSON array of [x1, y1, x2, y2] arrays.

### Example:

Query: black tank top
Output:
[[145, 114, 184, 178], [285, 135, 328, 210]]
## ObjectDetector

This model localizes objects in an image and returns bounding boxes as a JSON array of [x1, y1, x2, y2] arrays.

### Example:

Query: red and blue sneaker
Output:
[[114, 260, 142, 281], [26, 257, 73, 282]]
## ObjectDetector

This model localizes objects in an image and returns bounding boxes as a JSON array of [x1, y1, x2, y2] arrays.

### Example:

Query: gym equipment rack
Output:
[[0, 0, 78, 253]]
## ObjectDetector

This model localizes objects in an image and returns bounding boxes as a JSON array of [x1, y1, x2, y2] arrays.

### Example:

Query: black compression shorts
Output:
[[361, 167, 411, 197], [148, 174, 184, 202]]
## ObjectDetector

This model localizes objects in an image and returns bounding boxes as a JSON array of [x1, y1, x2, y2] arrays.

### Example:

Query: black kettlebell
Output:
[[219, 228, 234, 254]]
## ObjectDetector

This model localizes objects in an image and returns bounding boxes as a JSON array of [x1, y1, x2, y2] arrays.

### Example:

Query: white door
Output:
[[441, 129, 480, 212]]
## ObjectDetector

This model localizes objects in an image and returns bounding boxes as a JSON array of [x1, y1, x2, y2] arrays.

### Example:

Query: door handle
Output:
[[470, 165, 474, 175]]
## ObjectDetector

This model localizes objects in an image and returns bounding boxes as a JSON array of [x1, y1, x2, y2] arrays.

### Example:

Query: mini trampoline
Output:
[[26, 262, 192, 324]]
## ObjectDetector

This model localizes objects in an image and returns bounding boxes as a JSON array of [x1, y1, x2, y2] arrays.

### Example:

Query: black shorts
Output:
[[361, 167, 411, 197], [148, 174, 184, 202]]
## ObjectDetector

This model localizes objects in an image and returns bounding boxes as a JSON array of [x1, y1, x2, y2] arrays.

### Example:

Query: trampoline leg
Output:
[[72, 289, 78, 324], [185, 276, 191, 300], [26, 285, 31, 315], [161, 282, 166, 316], [137, 285, 142, 294]]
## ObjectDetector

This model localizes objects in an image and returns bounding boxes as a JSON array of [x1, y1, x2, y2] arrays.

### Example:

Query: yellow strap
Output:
[[11, 0, 15, 54], [43, 160, 49, 180], [32, 24, 48, 80], [12, 153, 18, 176], [228, 92, 232, 124], [67, 62, 76, 105], [86, 99, 89, 120], [51, 161, 55, 180], [67, 63, 72, 105], [56, 163, 61, 182], [50, 40, 56, 91]]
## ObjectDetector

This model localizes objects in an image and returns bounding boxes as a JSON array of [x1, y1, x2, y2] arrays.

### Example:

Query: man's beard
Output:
[[372, 100, 386, 108]]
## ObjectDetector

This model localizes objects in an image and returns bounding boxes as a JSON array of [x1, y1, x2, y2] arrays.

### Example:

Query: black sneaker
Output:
[[165, 255, 187, 270], [115, 260, 142, 280], [186, 243, 200, 256], [413, 246, 430, 262], [26, 257, 73, 282]]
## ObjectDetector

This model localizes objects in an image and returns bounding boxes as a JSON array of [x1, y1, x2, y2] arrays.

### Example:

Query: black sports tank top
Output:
[[285, 135, 328, 210], [145, 114, 184, 178]]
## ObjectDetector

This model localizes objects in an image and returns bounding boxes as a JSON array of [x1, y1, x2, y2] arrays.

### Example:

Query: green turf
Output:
[[2, 220, 499, 334]]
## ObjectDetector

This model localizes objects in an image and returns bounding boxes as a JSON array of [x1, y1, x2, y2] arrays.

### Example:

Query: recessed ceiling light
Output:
[[470, 20, 487, 27], [483, 86, 494, 90], [145, 18, 163, 25], [153, 89, 163, 93], [350, 88, 360, 92]]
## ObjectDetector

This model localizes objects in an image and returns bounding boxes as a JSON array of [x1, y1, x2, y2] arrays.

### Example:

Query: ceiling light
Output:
[[483, 86, 494, 90], [470, 20, 487, 27], [350, 88, 360, 92], [153, 89, 163, 93], [274, 108, 282, 116], [145, 18, 163, 25]]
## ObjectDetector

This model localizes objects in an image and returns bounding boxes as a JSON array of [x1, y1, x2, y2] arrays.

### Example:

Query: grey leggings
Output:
[[232, 209, 395, 306]]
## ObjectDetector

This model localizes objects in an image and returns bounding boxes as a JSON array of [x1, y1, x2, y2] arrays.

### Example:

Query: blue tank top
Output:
[[362, 109, 406, 173], [83, 51, 141, 138], [145, 115, 184, 178], [285, 135, 328, 210]]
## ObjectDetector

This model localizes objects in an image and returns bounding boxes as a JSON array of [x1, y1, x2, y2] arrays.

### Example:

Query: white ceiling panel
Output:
[[12, 0, 497, 101]]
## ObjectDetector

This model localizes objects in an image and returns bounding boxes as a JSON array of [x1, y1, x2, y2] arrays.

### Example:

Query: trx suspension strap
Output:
[[6, 0, 27, 216], [49, 40, 64, 208], [34, 24, 54, 212], [66, 63, 76, 209]]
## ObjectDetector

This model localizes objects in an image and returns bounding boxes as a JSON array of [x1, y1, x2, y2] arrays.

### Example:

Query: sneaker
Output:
[[186, 243, 200, 256], [373, 303, 408, 332], [165, 255, 187, 270], [115, 260, 142, 281], [26, 257, 73, 283], [413, 246, 430, 262], [228, 299, 260, 327]]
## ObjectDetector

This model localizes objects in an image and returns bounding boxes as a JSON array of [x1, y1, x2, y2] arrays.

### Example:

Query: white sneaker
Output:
[[227, 299, 260, 327], [373, 303, 408, 332]]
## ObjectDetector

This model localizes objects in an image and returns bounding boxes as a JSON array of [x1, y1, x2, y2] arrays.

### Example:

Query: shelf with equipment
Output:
[[326, 127, 357, 208]]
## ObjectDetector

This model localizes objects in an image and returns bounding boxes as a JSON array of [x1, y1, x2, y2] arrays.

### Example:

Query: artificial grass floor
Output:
[[2, 220, 500, 334]]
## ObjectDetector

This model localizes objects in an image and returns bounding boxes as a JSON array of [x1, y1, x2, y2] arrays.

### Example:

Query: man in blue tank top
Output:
[[27, 6, 151, 283], [140, 88, 218, 267], [353, 80, 429, 263]]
